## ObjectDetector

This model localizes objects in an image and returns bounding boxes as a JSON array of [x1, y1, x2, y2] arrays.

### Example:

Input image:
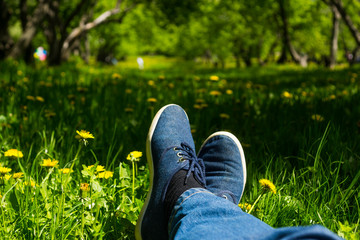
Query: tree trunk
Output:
[[0, 0, 14, 60], [20, 0, 35, 63], [331, 0, 360, 46], [277, 0, 308, 67], [61, 1, 133, 61], [8, 0, 49, 59], [45, 1, 64, 66], [329, 4, 341, 69]]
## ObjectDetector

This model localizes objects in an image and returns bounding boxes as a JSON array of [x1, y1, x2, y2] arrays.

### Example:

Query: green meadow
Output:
[[0, 58, 359, 239]]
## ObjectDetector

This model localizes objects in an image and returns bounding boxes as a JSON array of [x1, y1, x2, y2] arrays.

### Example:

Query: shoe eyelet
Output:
[[222, 195, 228, 200], [173, 147, 178, 151], [178, 157, 184, 162], [176, 152, 182, 157]]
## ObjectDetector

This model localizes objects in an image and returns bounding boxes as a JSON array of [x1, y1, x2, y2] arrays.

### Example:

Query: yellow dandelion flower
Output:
[[193, 104, 203, 110], [226, 89, 233, 95], [87, 165, 94, 170], [60, 168, 73, 174], [96, 165, 105, 172], [125, 89, 132, 94], [201, 103, 208, 108], [76, 87, 87, 93], [86, 165, 104, 172], [12, 172, 24, 179], [97, 171, 114, 179], [76, 130, 95, 139], [40, 158, 59, 167], [0, 167, 12, 175], [125, 107, 134, 113], [220, 113, 230, 119], [311, 114, 324, 122], [4, 149, 23, 158], [329, 94, 336, 100], [259, 179, 277, 194], [17, 70, 23, 76], [3, 174, 11, 180], [26, 95, 35, 101], [112, 73, 122, 79], [24, 179, 36, 187], [80, 183, 90, 192], [147, 98, 157, 103], [127, 151, 143, 162], [209, 90, 222, 96], [168, 83, 175, 89], [97, 172, 105, 179], [158, 75, 165, 80], [45, 110, 56, 118], [210, 75, 219, 81], [148, 80, 155, 86], [35, 96, 45, 102], [282, 91, 293, 99], [239, 203, 252, 211]]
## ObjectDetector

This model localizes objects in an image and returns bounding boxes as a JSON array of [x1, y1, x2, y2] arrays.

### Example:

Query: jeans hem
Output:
[[168, 188, 213, 232]]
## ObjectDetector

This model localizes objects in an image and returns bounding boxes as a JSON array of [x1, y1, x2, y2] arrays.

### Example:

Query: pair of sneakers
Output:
[[135, 104, 247, 240]]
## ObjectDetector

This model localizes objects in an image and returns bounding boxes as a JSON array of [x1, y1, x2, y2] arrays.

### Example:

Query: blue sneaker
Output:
[[197, 131, 246, 204], [135, 104, 206, 240]]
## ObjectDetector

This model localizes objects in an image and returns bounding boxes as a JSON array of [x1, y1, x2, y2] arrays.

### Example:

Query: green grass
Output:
[[0, 57, 359, 239]]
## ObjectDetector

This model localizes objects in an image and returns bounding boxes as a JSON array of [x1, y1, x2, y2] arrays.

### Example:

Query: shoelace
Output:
[[173, 142, 206, 186]]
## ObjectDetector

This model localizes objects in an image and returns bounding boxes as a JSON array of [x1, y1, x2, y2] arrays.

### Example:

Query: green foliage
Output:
[[0, 58, 359, 238], [6, 0, 360, 65], [337, 221, 359, 240]]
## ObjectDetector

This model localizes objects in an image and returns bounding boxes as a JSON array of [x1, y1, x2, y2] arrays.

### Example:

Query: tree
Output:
[[329, 2, 341, 68], [8, 0, 49, 61], [59, 0, 137, 64], [5, 0, 138, 65], [0, 0, 14, 60], [329, 0, 360, 64], [277, 0, 308, 67]]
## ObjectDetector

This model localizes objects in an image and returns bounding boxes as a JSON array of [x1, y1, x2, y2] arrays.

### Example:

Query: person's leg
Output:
[[169, 188, 342, 240], [136, 105, 342, 240], [168, 131, 342, 240]]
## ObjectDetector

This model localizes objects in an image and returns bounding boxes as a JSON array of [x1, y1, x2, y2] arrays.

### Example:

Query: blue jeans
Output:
[[168, 188, 343, 240]]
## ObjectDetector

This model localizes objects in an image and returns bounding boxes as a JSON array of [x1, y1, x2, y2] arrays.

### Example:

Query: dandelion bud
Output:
[[80, 183, 90, 198]]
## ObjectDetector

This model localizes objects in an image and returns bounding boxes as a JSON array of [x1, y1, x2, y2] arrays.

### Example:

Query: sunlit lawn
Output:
[[0, 57, 359, 239]]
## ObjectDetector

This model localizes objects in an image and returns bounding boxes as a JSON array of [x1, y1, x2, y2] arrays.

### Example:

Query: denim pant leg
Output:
[[168, 188, 343, 240]]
